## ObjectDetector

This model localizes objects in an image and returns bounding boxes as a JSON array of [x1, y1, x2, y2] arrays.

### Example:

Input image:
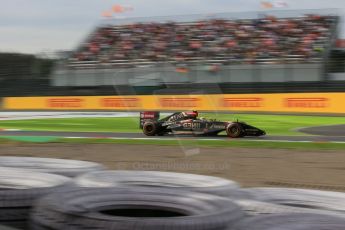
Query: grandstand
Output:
[[1, 10, 344, 96], [69, 15, 335, 66]]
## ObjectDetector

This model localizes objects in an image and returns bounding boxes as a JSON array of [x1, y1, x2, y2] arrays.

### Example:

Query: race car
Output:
[[140, 111, 266, 138]]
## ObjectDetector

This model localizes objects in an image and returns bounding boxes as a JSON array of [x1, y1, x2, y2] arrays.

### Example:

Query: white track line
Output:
[[0, 129, 22, 131], [0, 112, 138, 120], [62, 136, 345, 144]]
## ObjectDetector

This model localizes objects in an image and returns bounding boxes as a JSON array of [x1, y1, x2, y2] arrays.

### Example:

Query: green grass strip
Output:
[[3, 136, 59, 143], [0, 113, 344, 136]]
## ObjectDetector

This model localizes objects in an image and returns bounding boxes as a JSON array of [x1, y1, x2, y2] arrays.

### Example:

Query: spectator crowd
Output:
[[70, 14, 336, 67]]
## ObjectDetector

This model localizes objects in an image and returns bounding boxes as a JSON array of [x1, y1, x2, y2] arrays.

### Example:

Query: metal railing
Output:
[[66, 57, 324, 69]]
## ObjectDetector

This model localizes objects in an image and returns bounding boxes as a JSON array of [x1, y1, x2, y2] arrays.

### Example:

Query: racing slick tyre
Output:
[[31, 187, 244, 230], [231, 213, 345, 230], [0, 168, 70, 229], [226, 123, 243, 138], [73, 170, 244, 198], [142, 121, 159, 136], [245, 187, 345, 215], [0, 157, 105, 177]]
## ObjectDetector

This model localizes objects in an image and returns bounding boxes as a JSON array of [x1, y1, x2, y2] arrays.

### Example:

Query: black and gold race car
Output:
[[140, 111, 265, 138]]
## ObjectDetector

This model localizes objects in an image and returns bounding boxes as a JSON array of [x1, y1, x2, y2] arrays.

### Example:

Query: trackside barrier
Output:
[[2, 93, 345, 114]]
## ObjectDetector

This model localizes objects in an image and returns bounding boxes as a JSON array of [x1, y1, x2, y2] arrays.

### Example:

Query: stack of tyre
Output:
[[32, 170, 345, 230], [0, 157, 105, 230], [0, 157, 345, 230]]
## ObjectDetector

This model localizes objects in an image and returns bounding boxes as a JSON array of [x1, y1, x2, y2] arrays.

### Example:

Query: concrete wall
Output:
[[51, 63, 323, 87]]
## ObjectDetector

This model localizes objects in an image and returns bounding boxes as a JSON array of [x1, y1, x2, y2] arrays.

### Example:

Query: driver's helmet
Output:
[[193, 110, 199, 117]]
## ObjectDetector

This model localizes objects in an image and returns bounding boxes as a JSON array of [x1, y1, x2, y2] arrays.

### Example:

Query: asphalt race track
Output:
[[299, 124, 345, 136], [0, 130, 345, 143]]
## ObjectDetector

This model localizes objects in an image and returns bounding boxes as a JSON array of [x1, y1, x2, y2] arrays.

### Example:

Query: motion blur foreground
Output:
[[1, 7, 345, 230]]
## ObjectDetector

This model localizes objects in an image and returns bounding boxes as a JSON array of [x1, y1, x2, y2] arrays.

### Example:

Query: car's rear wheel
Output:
[[143, 121, 158, 136], [226, 123, 243, 138]]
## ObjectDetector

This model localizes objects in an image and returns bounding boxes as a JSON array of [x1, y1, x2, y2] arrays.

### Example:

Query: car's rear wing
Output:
[[139, 112, 160, 129]]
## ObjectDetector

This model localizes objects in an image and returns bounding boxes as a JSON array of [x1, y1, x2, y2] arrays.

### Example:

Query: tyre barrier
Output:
[[233, 199, 345, 217], [30, 187, 244, 230], [231, 213, 345, 230], [245, 187, 345, 215], [0, 160, 345, 229], [0, 168, 70, 229], [72, 170, 243, 198], [0, 225, 20, 230], [0, 157, 105, 177]]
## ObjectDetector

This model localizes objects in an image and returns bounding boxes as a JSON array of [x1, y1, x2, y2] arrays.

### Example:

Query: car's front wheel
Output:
[[226, 123, 243, 138]]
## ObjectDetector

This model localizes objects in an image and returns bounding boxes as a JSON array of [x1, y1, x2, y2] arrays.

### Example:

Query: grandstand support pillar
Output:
[[284, 62, 292, 92], [323, 15, 340, 82], [189, 65, 196, 84], [98, 65, 105, 86], [227, 65, 231, 87], [255, 64, 262, 93], [68, 69, 76, 87], [227, 66, 234, 94]]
